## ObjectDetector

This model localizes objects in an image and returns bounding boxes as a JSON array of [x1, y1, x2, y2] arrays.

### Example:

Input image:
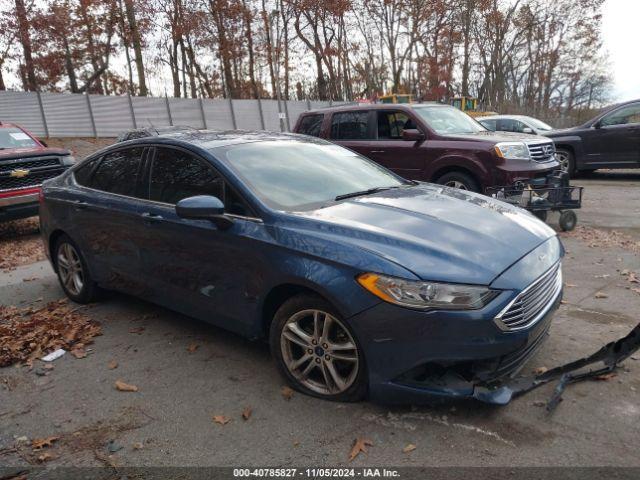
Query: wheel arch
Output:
[[48, 229, 67, 272], [431, 165, 482, 190]]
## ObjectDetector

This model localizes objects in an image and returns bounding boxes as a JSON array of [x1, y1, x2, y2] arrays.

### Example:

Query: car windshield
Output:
[[412, 106, 486, 134], [217, 140, 407, 211], [524, 117, 553, 131], [0, 127, 38, 149]]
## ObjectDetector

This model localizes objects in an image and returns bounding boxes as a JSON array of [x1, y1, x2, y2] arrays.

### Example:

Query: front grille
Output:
[[0, 169, 65, 191], [0, 157, 62, 173], [0, 156, 65, 192], [527, 142, 556, 162], [495, 262, 562, 331]]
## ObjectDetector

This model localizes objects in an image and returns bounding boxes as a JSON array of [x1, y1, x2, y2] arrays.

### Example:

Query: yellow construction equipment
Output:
[[450, 96, 498, 118]]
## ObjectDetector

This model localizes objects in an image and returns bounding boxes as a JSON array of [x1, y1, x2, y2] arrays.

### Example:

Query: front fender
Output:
[[426, 153, 491, 184], [548, 135, 585, 168]]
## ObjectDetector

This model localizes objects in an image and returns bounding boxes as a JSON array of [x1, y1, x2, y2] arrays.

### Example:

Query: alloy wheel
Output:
[[444, 180, 468, 190], [555, 151, 570, 172], [280, 309, 359, 395], [57, 242, 84, 296]]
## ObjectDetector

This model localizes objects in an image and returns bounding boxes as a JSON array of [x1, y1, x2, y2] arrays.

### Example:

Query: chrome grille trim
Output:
[[495, 262, 562, 332], [527, 142, 556, 163]]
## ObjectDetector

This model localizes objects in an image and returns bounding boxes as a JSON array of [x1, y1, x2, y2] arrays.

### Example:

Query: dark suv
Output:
[[545, 99, 640, 175], [294, 104, 560, 192], [0, 122, 74, 222]]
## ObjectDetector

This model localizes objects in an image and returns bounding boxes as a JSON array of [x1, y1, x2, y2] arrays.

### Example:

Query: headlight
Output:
[[357, 273, 498, 310], [494, 142, 530, 161], [61, 155, 77, 166]]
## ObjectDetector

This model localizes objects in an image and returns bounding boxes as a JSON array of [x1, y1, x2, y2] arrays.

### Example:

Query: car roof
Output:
[[477, 115, 530, 121], [0, 121, 22, 129], [303, 102, 450, 115], [118, 129, 319, 150]]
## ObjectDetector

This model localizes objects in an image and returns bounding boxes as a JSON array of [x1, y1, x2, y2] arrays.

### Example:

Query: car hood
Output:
[[291, 184, 556, 285], [446, 131, 552, 144], [0, 147, 70, 160]]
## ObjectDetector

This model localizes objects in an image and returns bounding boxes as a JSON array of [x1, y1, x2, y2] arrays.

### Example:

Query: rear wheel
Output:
[[559, 210, 577, 231], [54, 234, 100, 303], [270, 293, 367, 402], [435, 171, 480, 192]]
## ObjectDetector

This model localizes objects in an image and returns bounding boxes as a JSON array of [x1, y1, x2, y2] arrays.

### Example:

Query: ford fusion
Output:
[[39, 131, 563, 404]]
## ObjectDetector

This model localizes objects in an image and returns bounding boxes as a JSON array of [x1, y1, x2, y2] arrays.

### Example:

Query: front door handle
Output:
[[140, 212, 164, 222], [370, 150, 386, 154]]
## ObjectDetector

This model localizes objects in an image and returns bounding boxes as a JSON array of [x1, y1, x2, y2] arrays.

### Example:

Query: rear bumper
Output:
[[0, 189, 40, 221]]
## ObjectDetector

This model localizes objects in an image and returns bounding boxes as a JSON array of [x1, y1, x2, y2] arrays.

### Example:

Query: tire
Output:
[[555, 148, 575, 176], [435, 171, 480, 192], [532, 210, 548, 222], [269, 293, 367, 402], [559, 210, 577, 232], [54, 234, 100, 303]]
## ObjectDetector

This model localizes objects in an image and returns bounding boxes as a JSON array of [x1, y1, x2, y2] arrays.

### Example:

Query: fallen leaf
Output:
[[531, 400, 546, 407], [108, 360, 118, 370], [43, 363, 55, 370], [632, 288, 640, 295], [242, 406, 252, 421], [349, 437, 373, 461], [281, 386, 294, 400], [71, 347, 87, 359], [533, 366, 548, 375], [629, 272, 639, 284], [594, 292, 608, 299], [187, 343, 199, 353], [132, 442, 144, 450], [594, 373, 617, 381], [402, 443, 416, 453], [32, 436, 59, 450], [213, 415, 230, 425], [129, 327, 145, 334], [565, 283, 577, 288], [37, 452, 55, 462], [114, 380, 138, 392]]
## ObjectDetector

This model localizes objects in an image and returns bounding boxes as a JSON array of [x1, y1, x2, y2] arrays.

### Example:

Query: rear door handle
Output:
[[370, 150, 386, 153], [140, 212, 164, 222]]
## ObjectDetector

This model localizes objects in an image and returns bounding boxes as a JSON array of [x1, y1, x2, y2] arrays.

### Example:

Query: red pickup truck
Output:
[[0, 122, 75, 222], [293, 103, 560, 192]]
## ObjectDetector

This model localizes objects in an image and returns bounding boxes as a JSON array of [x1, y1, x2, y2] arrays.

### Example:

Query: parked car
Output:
[[543, 99, 640, 175], [0, 121, 74, 222], [477, 115, 554, 135], [293, 104, 560, 192], [40, 131, 563, 404]]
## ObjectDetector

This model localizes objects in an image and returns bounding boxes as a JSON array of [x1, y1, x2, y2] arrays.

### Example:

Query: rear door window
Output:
[[330, 111, 370, 140], [497, 119, 525, 133], [297, 114, 324, 137], [88, 148, 144, 196]]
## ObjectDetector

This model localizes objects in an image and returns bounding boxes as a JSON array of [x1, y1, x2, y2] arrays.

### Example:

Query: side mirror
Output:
[[522, 127, 534, 134], [176, 195, 233, 230], [402, 129, 425, 142]]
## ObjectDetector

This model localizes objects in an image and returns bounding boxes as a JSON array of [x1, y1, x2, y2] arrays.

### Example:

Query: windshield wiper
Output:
[[335, 186, 399, 201]]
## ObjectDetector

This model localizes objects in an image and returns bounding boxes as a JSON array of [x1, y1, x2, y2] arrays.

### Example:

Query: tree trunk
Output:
[[123, 0, 148, 96], [242, 0, 259, 99], [261, 0, 277, 99], [15, 0, 37, 91]]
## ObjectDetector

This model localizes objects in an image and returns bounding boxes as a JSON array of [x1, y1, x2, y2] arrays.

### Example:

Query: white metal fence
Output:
[[0, 91, 340, 138]]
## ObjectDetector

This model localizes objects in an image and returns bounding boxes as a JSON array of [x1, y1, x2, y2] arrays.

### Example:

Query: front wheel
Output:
[[555, 149, 575, 175], [54, 234, 100, 303], [270, 293, 367, 402], [435, 171, 480, 192]]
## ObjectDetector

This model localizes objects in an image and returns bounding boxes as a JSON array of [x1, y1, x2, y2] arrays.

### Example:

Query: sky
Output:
[[602, 0, 640, 101]]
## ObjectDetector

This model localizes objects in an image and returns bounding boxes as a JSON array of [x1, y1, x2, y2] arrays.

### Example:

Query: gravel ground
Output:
[[0, 170, 639, 471]]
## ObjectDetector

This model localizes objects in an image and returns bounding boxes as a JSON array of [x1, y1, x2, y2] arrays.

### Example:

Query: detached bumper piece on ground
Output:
[[475, 321, 640, 410]]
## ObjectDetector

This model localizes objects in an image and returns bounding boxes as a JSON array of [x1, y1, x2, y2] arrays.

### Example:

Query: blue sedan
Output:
[[39, 131, 563, 404]]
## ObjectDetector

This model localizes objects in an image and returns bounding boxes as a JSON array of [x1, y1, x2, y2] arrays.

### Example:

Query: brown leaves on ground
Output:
[[32, 436, 59, 451], [212, 415, 230, 425], [114, 380, 138, 392], [0, 218, 45, 271], [0, 299, 101, 367], [402, 443, 416, 453], [349, 437, 373, 461], [71, 347, 87, 359], [594, 292, 608, 299], [281, 386, 294, 400], [241, 407, 252, 421], [187, 343, 199, 353], [108, 360, 118, 370], [37, 452, 55, 462], [128, 327, 145, 335], [533, 366, 548, 375], [561, 226, 640, 254]]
